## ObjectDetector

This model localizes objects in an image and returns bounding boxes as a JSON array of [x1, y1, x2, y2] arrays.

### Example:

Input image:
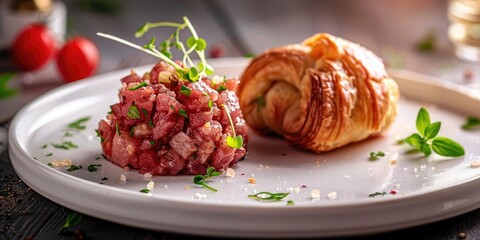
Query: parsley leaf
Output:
[[248, 192, 290, 201], [369, 151, 385, 161]]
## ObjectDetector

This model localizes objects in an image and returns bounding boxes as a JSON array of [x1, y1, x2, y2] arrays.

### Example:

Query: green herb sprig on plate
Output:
[[193, 167, 221, 192], [462, 116, 480, 130], [404, 108, 464, 157]]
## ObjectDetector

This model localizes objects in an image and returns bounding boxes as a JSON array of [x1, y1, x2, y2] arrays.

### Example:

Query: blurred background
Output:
[[0, 0, 479, 120]]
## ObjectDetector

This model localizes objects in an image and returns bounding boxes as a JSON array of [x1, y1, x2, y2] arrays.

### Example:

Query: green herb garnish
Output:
[[95, 129, 105, 142], [58, 212, 83, 234], [404, 108, 465, 157], [179, 85, 191, 97], [369, 151, 385, 161], [286, 200, 295, 206], [129, 125, 135, 136], [67, 116, 91, 130], [97, 16, 214, 82], [149, 140, 155, 146], [462, 116, 480, 130], [368, 192, 387, 197], [221, 105, 243, 149], [101, 177, 108, 181], [208, 99, 213, 110], [140, 189, 151, 193], [87, 164, 102, 172], [67, 165, 82, 172], [128, 81, 147, 90], [0, 72, 18, 99], [216, 85, 227, 92], [46, 153, 53, 157], [51, 141, 78, 150], [115, 122, 121, 135], [148, 119, 154, 128], [248, 192, 290, 201], [141, 108, 149, 116], [193, 166, 220, 192], [178, 108, 188, 118], [127, 105, 141, 119], [42, 144, 47, 149]]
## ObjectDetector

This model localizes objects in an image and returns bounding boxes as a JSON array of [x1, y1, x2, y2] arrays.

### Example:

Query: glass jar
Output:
[[448, 0, 480, 62]]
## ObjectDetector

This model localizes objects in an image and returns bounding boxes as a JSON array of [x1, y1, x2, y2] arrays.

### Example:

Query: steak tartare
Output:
[[97, 61, 248, 175]]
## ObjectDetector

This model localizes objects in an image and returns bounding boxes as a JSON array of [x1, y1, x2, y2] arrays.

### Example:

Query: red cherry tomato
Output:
[[11, 24, 56, 71], [56, 37, 99, 82]]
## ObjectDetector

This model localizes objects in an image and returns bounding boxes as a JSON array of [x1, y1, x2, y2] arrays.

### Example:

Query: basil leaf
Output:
[[431, 137, 465, 157], [416, 107, 430, 137], [419, 143, 432, 156], [424, 122, 441, 139], [404, 133, 423, 148]]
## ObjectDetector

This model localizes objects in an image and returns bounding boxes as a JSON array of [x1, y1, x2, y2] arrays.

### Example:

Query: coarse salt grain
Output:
[[389, 159, 397, 165], [327, 191, 337, 200], [194, 193, 206, 200], [226, 168, 236, 177], [248, 178, 256, 184], [143, 173, 153, 179], [184, 185, 191, 190], [311, 189, 321, 199], [119, 174, 127, 182], [471, 161, 480, 168], [147, 181, 154, 190], [123, 166, 130, 172], [293, 187, 300, 194]]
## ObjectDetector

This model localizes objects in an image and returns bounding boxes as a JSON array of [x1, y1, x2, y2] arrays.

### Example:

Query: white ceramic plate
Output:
[[9, 58, 480, 238]]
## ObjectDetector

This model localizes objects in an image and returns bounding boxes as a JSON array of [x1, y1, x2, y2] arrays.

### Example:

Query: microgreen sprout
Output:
[[221, 104, 243, 149], [97, 16, 214, 82], [248, 192, 290, 201], [193, 166, 220, 192], [404, 108, 465, 157]]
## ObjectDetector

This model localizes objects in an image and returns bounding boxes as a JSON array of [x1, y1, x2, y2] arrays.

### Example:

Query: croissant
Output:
[[238, 33, 399, 153]]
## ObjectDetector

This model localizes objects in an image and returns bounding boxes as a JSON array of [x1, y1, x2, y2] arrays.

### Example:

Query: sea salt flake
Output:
[[119, 174, 127, 182], [311, 189, 321, 199], [194, 193, 206, 200], [471, 160, 480, 168], [327, 191, 337, 200], [226, 168, 236, 177], [420, 165, 427, 171], [147, 181, 154, 190]]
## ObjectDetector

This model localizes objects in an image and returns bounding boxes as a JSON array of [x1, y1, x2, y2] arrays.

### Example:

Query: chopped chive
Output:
[[67, 117, 91, 131], [127, 105, 141, 119], [216, 85, 227, 92], [128, 81, 147, 90], [179, 85, 191, 97], [130, 125, 136, 136], [101, 177, 108, 181], [148, 119, 154, 128], [208, 99, 213, 110], [141, 108, 149, 116], [178, 108, 188, 118], [51, 141, 78, 150], [140, 189, 150, 193], [116, 122, 121, 136], [46, 153, 53, 157], [87, 164, 102, 172]]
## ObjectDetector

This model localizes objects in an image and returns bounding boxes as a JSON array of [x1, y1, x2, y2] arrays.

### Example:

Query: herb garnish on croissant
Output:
[[238, 33, 399, 153]]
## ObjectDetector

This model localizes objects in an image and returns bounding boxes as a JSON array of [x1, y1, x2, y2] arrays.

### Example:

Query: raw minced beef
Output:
[[97, 61, 248, 175]]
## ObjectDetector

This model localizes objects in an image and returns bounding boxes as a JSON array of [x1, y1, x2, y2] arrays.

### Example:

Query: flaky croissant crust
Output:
[[238, 33, 399, 153]]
